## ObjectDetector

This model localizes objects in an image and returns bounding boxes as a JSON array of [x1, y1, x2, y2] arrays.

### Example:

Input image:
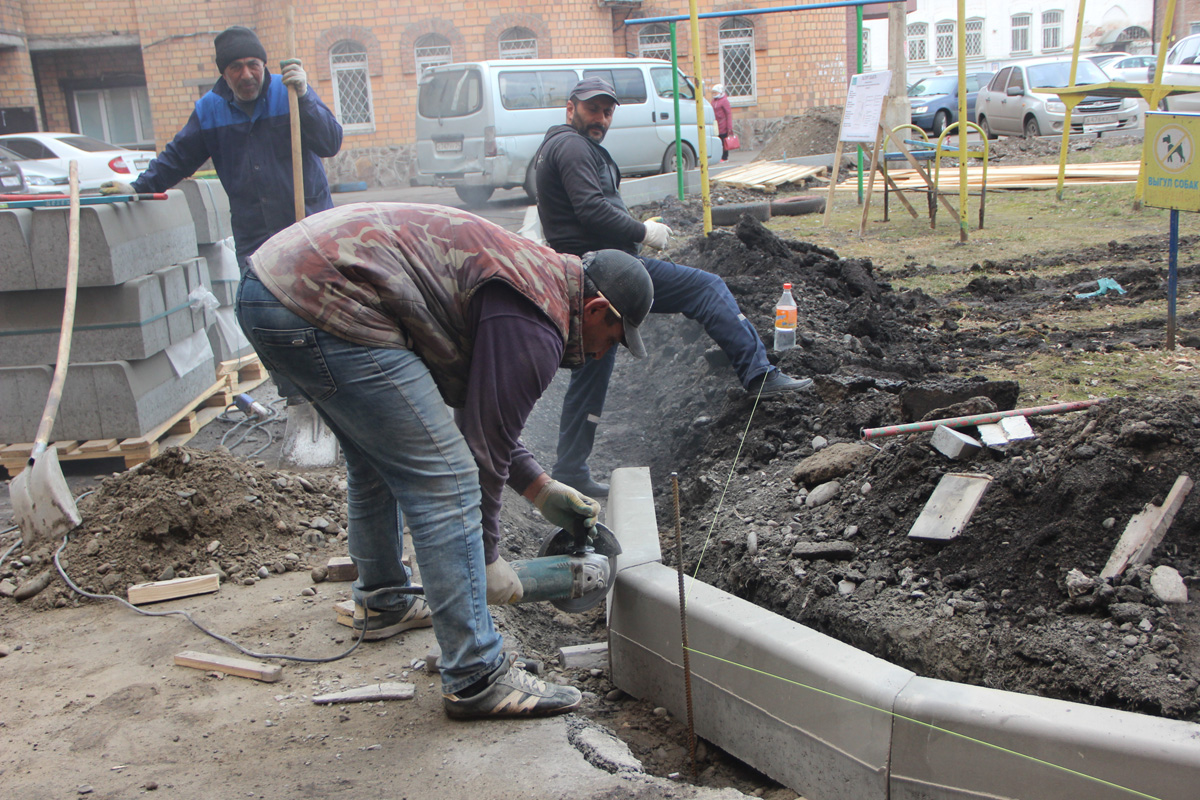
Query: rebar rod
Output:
[[672, 472, 698, 779]]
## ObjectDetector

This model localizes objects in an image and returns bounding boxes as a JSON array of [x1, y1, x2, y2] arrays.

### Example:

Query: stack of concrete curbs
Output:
[[0, 179, 255, 443]]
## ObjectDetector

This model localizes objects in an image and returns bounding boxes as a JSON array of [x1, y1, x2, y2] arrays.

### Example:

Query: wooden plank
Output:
[[312, 682, 415, 704], [907, 473, 994, 542], [127, 573, 220, 605], [1101, 474, 1194, 578], [174, 650, 282, 683], [166, 412, 199, 436], [78, 439, 120, 453]]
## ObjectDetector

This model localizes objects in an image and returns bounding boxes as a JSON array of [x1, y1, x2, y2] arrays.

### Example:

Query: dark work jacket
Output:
[[133, 71, 343, 267], [535, 124, 646, 257]]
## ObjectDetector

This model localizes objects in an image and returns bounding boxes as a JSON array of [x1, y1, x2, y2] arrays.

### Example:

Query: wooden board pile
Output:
[[837, 161, 1141, 192], [714, 162, 826, 192]]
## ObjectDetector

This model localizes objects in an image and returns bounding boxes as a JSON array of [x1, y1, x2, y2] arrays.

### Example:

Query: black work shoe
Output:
[[352, 597, 433, 641], [749, 369, 814, 398], [443, 655, 582, 719], [553, 474, 610, 499]]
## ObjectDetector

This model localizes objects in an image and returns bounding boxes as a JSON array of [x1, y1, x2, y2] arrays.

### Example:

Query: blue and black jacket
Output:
[[133, 70, 343, 267]]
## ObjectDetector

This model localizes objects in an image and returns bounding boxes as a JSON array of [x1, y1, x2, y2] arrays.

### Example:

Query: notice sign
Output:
[[839, 70, 893, 143], [1143, 112, 1200, 212]]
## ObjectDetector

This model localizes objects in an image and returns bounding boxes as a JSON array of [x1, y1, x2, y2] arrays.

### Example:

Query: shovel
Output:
[[10, 161, 84, 546], [276, 4, 339, 470]]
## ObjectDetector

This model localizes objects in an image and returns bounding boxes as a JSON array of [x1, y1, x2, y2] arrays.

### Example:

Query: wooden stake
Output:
[[174, 651, 282, 682], [127, 573, 219, 605]]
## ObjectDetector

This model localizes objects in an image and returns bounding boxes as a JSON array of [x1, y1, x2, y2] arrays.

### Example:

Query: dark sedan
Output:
[[908, 72, 994, 136]]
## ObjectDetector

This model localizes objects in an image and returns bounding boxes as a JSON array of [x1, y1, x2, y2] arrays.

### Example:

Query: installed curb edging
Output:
[[605, 467, 1200, 800]]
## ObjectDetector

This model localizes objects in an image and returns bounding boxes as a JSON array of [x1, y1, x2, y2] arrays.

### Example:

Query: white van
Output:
[[413, 58, 721, 205]]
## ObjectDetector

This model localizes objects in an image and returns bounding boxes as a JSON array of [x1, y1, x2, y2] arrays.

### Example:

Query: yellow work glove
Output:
[[532, 480, 601, 532], [486, 556, 524, 605], [99, 181, 135, 196]]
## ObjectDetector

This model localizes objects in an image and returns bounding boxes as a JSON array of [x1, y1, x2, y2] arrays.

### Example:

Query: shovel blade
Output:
[[279, 401, 340, 469], [10, 446, 82, 546]]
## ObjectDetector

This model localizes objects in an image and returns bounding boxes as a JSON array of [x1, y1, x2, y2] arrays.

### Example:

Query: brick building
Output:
[[0, 0, 850, 186]]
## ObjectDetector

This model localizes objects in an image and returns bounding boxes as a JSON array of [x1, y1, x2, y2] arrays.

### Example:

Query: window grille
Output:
[[936, 21, 955, 60], [415, 34, 452, 78], [499, 27, 537, 59], [331, 41, 374, 132], [639, 23, 672, 61], [966, 18, 984, 58], [719, 18, 756, 101], [907, 22, 928, 62], [1042, 10, 1063, 51], [1012, 14, 1031, 54], [860, 28, 871, 70]]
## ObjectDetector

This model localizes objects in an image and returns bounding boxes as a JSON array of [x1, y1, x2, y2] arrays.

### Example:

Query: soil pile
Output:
[[757, 106, 844, 161]]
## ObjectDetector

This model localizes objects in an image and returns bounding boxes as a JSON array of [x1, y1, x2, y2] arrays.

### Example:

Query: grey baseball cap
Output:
[[583, 250, 653, 358], [570, 77, 620, 104]]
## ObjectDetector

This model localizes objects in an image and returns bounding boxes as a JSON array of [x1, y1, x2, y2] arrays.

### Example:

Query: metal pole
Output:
[[1055, 0, 1089, 202], [671, 473, 698, 780], [671, 22, 685, 199], [860, 398, 1105, 440], [687, 0, 712, 233], [856, 5, 864, 205], [1168, 208, 1179, 349], [956, 0, 968, 241]]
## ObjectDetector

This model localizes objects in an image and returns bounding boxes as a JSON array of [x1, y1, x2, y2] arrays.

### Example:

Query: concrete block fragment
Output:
[[559, 642, 608, 670], [0, 274, 172, 366], [1150, 565, 1188, 603], [176, 178, 232, 245], [930, 424, 981, 460], [28, 190, 198, 288], [1000, 414, 1036, 441], [977, 422, 1009, 449], [0, 209, 37, 291], [152, 262, 194, 342], [0, 365, 52, 442]]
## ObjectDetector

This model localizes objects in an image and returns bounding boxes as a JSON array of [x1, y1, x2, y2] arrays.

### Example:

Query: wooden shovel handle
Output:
[[287, 5, 304, 223]]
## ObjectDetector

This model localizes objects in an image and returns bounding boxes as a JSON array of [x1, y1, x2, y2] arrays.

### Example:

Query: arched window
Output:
[[1117, 26, 1150, 43], [719, 17, 756, 102], [907, 22, 928, 62], [499, 27, 537, 59], [638, 23, 672, 61], [329, 40, 374, 133], [415, 33, 452, 77]]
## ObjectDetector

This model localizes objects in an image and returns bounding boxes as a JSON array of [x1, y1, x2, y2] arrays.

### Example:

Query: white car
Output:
[[0, 132, 153, 192], [0, 144, 70, 194], [1099, 54, 1156, 83], [1158, 33, 1200, 112]]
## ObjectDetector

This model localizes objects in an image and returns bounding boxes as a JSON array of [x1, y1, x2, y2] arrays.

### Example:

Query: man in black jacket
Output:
[[536, 77, 811, 497]]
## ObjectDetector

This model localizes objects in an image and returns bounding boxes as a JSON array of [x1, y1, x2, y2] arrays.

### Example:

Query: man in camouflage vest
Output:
[[239, 202, 653, 719]]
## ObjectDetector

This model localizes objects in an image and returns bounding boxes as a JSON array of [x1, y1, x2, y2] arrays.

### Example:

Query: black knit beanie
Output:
[[214, 26, 268, 73]]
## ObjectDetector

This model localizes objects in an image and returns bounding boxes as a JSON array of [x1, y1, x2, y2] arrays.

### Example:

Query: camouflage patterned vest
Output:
[[251, 202, 586, 407]]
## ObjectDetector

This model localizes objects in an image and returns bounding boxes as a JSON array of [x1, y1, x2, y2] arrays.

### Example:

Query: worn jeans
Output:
[[554, 255, 771, 482], [236, 275, 505, 693]]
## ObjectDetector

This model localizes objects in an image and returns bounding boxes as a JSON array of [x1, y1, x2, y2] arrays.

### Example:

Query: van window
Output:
[[498, 70, 577, 109], [418, 69, 483, 118], [650, 67, 695, 99], [582, 68, 648, 104]]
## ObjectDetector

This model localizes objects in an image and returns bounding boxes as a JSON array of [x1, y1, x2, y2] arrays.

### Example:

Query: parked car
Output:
[[1100, 54, 1156, 83], [1084, 52, 1128, 68], [0, 149, 27, 194], [1156, 33, 1200, 111], [0, 132, 152, 191], [0, 144, 70, 194], [975, 58, 1140, 139], [907, 72, 994, 136]]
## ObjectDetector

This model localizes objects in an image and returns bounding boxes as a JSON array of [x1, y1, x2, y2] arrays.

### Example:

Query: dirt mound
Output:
[[8, 448, 347, 609], [757, 106, 844, 161]]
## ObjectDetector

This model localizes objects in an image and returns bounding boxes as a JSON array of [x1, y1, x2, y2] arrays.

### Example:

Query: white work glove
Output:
[[532, 480, 601, 532], [486, 557, 524, 605], [641, 218, 672, 250], [99, 180, 135, 196], [280, 59, 308, 97]]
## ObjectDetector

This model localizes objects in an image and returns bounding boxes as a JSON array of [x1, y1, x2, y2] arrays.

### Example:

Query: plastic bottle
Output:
[[774, 283, 797, 351]]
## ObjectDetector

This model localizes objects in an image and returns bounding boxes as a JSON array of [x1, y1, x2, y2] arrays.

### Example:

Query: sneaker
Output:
[[443, 655, 582, 719], [352, 596, 433, 641], [552, 474, 609, 499], [749, 369, 814, 398]]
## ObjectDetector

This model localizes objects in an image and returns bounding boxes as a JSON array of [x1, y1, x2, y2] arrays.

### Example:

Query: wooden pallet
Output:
[[1, 355, 268, 477], [714, 161, 826, 192]]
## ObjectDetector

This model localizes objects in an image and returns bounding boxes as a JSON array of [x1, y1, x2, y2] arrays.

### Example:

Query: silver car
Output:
[[1158, 34, 1200, 112], [975, 58, 1140, 139]]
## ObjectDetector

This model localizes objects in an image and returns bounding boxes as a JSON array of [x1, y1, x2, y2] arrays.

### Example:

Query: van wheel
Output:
[[455, 185, 495, 207], [661, 143, 697, 174], [523, 161, 538, 202]]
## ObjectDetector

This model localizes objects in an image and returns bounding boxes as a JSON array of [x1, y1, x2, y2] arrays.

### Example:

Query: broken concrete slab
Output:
[[1150, 566, 1188, 603], [27, 191, 198, 288], [976, 423, 1010, 449], [176, 178, 232, 245], [1100, 474, 1194, 579], [312, 682, 415, 704], [559, 642, 609, 670], [930, 425, 981, 460], [0, 208, 37, 291], [907, 473, 993, 542]]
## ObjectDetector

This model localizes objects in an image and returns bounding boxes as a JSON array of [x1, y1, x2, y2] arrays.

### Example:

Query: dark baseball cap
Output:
[[570, 77, 620, 104], [583, 250, 653, 358]]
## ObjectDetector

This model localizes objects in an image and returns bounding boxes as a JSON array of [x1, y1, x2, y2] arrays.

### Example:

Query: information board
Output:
[[838, 71, 893, 143], [1143, 111, 1200, 212]]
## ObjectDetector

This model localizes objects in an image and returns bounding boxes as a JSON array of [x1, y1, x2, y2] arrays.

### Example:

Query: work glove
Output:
[[486, 557, 524, 605], [532, 480, 601, 532], [99, 180, 134, 196], [641, 218, 672, 250], [280, 58, 308, 97]]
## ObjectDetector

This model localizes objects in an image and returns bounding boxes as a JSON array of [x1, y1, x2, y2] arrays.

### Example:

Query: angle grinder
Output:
[[508, 521, 622, 612]]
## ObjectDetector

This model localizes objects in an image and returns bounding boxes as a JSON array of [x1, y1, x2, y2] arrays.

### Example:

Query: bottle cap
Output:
[[783, 283, 792, 290]]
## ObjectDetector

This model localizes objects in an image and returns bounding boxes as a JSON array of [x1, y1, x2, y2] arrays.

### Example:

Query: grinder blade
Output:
[[537, 522, 622, 612]]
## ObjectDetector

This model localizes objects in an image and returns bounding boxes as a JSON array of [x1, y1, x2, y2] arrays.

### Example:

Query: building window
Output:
[[966, 18, 984, 58], [415, 33, 452, 78], [1042, 10, 1063, 51], [860, 28, 871, 70], [638, 23, 672, 61], [719, 17, 756, 103], [1118, 25, 1150, 43], [936, 20, 955, 60], [499, 27, 537, 59], [73, 87, 154, 148], [330, 40, 374, 133], [1012, 14, 1031, 55], [907, 22, 928, 62]]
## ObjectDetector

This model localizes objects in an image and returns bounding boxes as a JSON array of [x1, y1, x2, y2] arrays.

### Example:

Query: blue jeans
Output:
[[554, 255, 771, 482], [236, 275, 505, 694]]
